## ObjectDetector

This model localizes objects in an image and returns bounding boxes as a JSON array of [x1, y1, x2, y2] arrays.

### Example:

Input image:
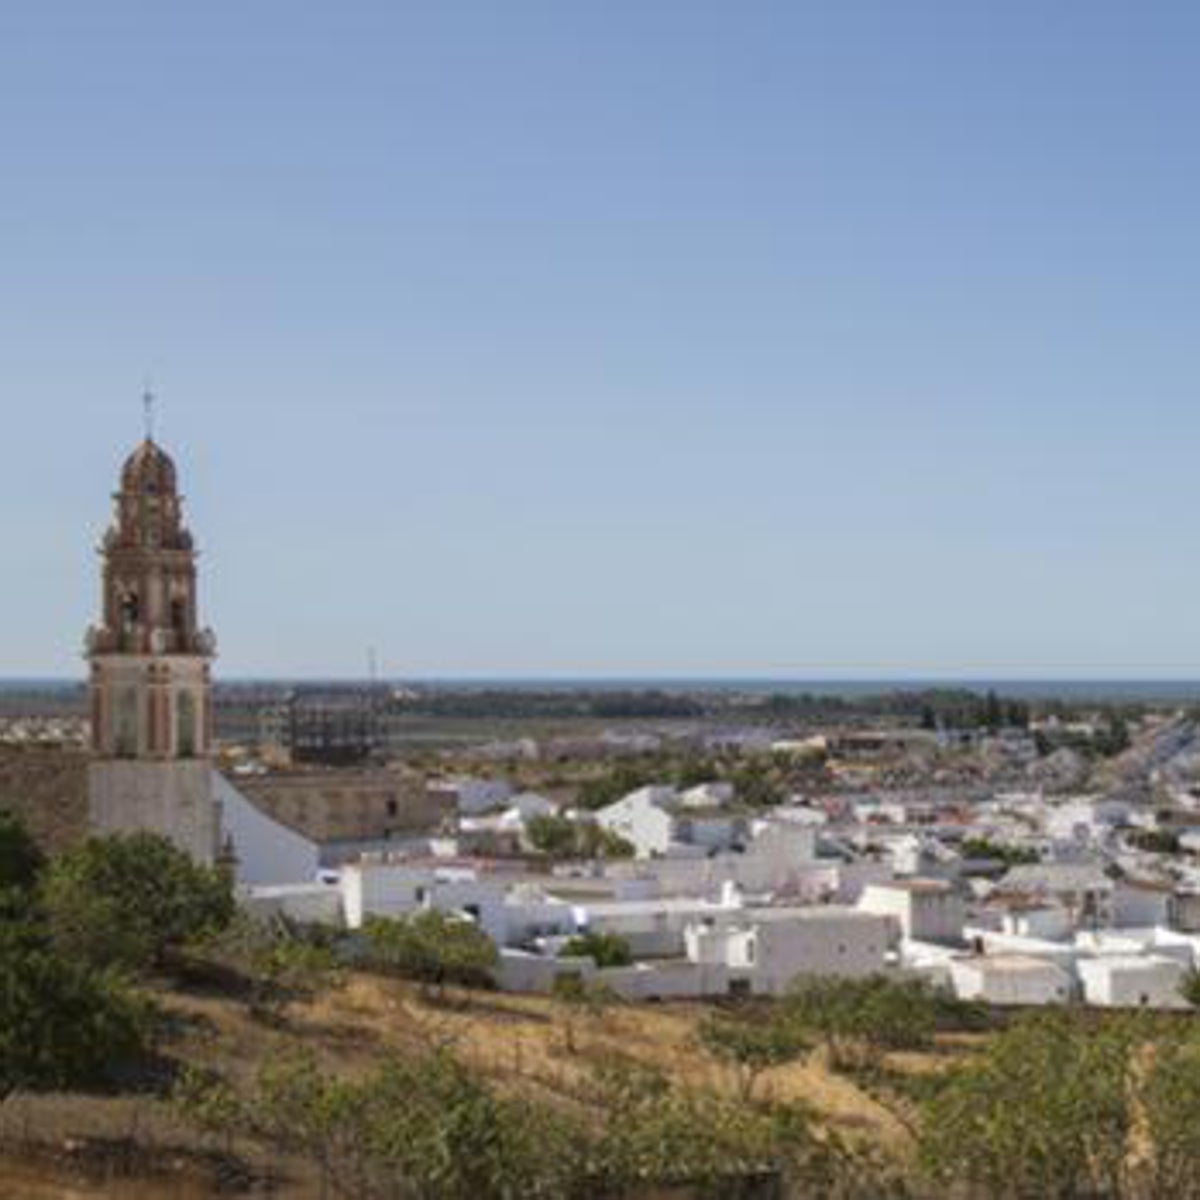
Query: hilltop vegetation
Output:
[[11, 813, 1200, 1197]]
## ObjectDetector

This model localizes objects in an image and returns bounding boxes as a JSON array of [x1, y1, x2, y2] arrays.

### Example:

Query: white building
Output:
[[686, 907, 892, 995], [594, 787, 678, 857], [859, 879, 965, 945], [949, 955, 1074, 1006], [594, 786, 749, 858], [1076, 956, 1188, 1009], [215, 773, 322, 887]]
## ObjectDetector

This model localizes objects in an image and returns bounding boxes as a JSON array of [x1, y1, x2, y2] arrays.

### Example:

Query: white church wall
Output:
[[214, 773, 321, 887]]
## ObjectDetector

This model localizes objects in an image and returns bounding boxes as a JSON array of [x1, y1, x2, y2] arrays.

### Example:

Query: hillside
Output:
[[0, 971, 918, 1199]]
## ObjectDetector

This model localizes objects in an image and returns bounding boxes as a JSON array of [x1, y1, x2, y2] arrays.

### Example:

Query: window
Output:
[[120, 592, 140, 633], [177, 692, 197, 758], [114, 688, 139, 758]]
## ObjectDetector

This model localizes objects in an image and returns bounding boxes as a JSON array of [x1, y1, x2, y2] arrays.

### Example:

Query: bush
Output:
[[0, 915, 152, 1096], [560, 930, 633, 968], [697, 1013, 809, 1099], [783, 974, 939, 1068], [41, 832, 235, 974], [201, 914, 342, 1021], [179, 1050, 876, 1200], [919, 1012, 1137, 1199], [362, 910, 497, 995], [525, 814, 635, 860], [0, 810, 45, 893], [180, 1050, 581, 1199]]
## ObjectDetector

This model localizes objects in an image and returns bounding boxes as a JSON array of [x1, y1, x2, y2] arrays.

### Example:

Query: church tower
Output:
[[85, 420, 222, 863]]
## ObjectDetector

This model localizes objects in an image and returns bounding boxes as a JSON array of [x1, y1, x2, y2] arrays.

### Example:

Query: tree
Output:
[[0, 810, 44, 893], [183, 1049, 583, 1199], [0, 915, 151, 1097], [362, 910, 497, 997], [1179, 969, 1200, 1009], [783, 975, 938, 1070], [1140, 1028, 1200, 1199], [919, 1012, 1137, 1199], [551, 973, 616, 1054], [961, 836, 1040, 866], [697, 1013, 809, 1100], [41, 832, 235, 974], [576, 765, 656, 811], [203, 914, 341, 1022], [525, 813, 577, 857], [587, 1060, 854, 1196], [525, 815, 635, 860], [1129, 828, 1181, 855], [560, 930, 633, 968], [577, 822, 636, 860]]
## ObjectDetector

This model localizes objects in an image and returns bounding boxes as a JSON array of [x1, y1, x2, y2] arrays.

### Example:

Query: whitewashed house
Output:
[[1076, 956, 1188, 1009], [685, 907, 892, 995], [998, 863, 1115, 930], [949, 955, 1074, 1006], [1112, 878, 1174, 929], [594, 787, 678, 857], [859, 879, 965, 945], [594, 786, 749, 858]]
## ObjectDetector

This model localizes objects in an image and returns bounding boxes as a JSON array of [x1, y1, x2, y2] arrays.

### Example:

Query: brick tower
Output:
[[85, 420, 221, 862]]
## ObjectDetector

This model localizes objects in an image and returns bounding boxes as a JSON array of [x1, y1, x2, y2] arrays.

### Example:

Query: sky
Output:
[[3, 2, 1200, 680]]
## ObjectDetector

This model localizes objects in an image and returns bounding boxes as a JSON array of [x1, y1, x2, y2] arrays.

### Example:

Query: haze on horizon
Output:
[[4, 3, 1199, 681]]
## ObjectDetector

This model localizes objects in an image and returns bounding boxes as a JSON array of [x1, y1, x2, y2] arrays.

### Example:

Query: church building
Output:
[[86, 423, 319, 884]]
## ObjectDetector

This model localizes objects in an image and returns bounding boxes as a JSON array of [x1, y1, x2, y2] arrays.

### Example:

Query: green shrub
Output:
[[41, 832, 235, 974], [362, 910, 497, 995], [0, 915, 152, 1096]]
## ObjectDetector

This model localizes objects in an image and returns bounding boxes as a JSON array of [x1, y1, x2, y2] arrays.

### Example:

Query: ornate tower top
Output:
[[87, 428, 214, 660]]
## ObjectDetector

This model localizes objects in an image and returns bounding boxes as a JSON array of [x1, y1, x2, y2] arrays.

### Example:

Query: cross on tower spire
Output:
[[142, 385, 156, 441]]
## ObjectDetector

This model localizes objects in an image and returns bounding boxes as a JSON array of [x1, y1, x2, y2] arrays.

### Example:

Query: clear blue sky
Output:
[[4, 2, 1200, 679]]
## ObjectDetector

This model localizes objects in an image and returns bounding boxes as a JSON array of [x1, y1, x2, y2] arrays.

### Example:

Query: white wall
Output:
[[749, 911, 890, 992], [1112, 884, 1172, 930], [949, 958, 1073, 1006], [340, 862, 436, 928], [859, 884, 964, 944], [595, 789, 675, 858], [215, 773, 321, 887], [1077, 957, 1188, 1009]]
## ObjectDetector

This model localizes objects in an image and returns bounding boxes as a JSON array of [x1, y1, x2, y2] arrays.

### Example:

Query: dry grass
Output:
[[1, 972, 938, 1197]]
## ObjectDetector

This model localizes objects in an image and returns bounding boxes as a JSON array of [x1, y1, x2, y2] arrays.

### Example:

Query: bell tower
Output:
[[86, 412, 222, 863]]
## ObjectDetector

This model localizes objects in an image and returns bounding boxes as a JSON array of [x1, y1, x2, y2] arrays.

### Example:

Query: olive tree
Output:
[[41, 832, 234, 973]]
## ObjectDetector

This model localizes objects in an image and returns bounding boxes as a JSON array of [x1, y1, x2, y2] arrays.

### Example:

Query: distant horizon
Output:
[[11, 674, 1200, 704]]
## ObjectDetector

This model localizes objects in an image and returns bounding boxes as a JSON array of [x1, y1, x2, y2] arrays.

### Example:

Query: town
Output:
[[9, 471, 1200, 1013]]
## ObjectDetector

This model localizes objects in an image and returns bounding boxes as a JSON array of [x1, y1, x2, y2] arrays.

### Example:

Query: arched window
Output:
[[120, 591, 140, 632], [114, 688, 139, 758], [177, 691, 197, 758]]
